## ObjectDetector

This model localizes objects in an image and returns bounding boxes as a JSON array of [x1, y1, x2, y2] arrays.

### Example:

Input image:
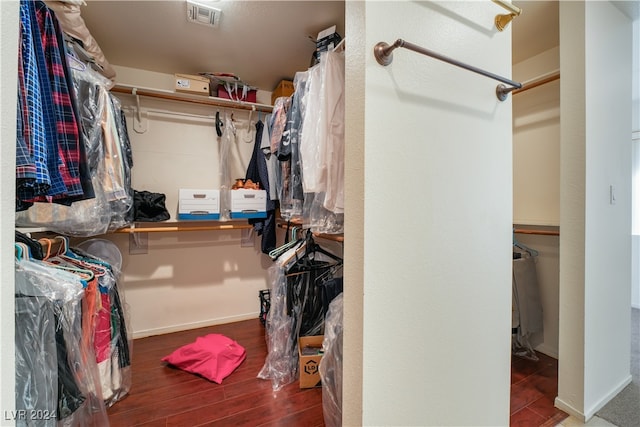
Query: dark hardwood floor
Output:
[[107, 319, 324, 427], [107, 319, 568, 426], [510, 351, 569, 427]]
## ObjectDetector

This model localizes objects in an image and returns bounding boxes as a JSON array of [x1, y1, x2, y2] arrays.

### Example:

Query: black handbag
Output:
[[133, 190, 170, 222]]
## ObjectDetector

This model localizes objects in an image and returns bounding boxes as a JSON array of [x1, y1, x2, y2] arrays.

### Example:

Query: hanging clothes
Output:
[[260, 113, 279, 202], [245, 120, 277, 254], [277, 71, 308, 221], [512, 246, 543, 360], [15, 0, 134, 235], [14, 233, 132, 425], [258, 233, 342, 391], [15, 252, 109, 426], [268, 50, 345, 234]]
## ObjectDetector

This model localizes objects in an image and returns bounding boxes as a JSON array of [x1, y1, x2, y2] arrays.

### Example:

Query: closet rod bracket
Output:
[[132, 87, 148, 133], [496, 83, 516, 101]]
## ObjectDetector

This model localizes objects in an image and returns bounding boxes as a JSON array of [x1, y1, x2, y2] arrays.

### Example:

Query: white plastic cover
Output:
[[319, 293, 343, 427]]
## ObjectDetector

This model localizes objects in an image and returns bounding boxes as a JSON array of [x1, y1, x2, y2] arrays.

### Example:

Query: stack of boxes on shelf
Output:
[[178, 187, 267, 221]]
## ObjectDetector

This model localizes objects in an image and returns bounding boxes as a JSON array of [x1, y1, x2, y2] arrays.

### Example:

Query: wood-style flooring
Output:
[[510, 351, 569, 426], [107, 319, 323, 426], [107, 319, 568, 426]]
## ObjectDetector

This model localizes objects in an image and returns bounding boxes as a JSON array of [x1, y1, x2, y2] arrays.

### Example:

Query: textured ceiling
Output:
[[80, 0, 345, 91], [79, 1, 568, 90]]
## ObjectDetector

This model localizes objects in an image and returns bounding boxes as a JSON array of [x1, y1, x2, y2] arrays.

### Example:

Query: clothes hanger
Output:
[[38, 237, 53, 260], [302, 230, 342, 262], [268, 226, 301, 260], [313, 260, 343, 285], [46, 263, 95, 282], [308, 241, 342, 263], [36, 240, 96, 281], [54, 250, 108, 279], [215, 111, 224, 137], [513, 229, 539, 257], [66, 52, 86, 71], [15, 243, 27, 261], [51, 235, 69, 257], [286, 231, 342, 272]]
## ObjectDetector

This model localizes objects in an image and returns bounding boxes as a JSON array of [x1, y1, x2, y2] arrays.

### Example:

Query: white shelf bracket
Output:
[[132, 87, 148, 133]]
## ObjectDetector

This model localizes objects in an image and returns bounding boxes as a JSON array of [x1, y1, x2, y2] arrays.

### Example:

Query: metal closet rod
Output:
[[514, 228, 560, 236], [373, 39, 522, 101]]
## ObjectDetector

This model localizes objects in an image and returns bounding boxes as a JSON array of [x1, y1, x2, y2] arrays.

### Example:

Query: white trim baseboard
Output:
[[585, 374, 633, 419], [131, 311, 260, 339], [534, 343, 559, 359], [555, 397, 585, 422], [556, 374, 633, 422]]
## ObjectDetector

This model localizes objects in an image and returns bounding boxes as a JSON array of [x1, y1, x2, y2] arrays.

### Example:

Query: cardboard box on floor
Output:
[[298, 335, 324, 388]]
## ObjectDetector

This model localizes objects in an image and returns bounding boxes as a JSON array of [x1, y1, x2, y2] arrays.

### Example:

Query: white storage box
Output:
[[178, 189, 220, 220], [230, 189, 267, 219]]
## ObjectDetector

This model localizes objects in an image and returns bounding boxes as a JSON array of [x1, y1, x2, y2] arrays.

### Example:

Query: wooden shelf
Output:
[[277, 219, 344, 242], [113, 221, 253, 234], [111, 84, 273, 113]]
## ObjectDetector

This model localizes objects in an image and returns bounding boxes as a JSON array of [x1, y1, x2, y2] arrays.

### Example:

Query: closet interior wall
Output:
[[512, 46, 561, 358], [88, 65, 273, 338]]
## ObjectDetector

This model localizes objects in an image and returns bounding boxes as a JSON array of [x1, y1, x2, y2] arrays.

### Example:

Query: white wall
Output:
[[345, 1, 513, 425], [0, 0, 18, 421], [557, 0, 633, 421], [631, 18, 640, 309], [633, 19, 639, 133], [513, 47, 560, 227], [513, 47, 561, 358]]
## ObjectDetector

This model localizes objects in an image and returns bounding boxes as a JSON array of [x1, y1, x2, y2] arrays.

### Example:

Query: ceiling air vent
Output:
[[186, 0, 221, 28]]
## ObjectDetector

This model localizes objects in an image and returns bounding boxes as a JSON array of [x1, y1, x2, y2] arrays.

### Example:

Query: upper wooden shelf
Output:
[[111, 84, 274, 113]]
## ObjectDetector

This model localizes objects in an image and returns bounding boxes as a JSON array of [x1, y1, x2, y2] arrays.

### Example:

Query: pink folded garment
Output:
[[161, 333, 246, 384]]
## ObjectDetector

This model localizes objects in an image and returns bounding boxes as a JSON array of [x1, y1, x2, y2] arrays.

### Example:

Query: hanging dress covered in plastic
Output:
[[14, 234, 132, 425], [319, 293, 343, 427]]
